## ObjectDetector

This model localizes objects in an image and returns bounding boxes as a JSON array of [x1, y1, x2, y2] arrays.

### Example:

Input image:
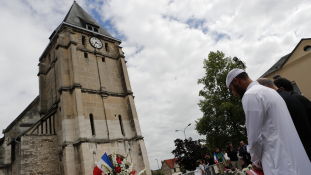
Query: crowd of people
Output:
[[226, 69, 311, 175], [199, 140, 251, 174], [197, 73, 311, 175]]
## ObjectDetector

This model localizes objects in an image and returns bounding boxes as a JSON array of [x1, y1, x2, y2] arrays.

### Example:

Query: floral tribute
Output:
[[101, 148, 147, 175]]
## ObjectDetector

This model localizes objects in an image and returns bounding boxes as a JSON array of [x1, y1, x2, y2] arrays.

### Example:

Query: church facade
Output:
[[0, 2, 151, 175]]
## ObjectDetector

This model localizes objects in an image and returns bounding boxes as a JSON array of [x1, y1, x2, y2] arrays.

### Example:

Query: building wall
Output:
[[264, 49, 311, 100], [172, 162, 180, 174], [0, 97, 40, 166], [37, 26, 150, 175], [0, 166, 9, 175], [161, 163, 172, 175], [19, 135, 60, 175], [11, 142, 18, 175]]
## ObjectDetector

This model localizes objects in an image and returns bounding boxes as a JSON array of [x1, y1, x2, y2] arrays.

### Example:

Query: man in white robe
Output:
[[226, 69, 310, 175]]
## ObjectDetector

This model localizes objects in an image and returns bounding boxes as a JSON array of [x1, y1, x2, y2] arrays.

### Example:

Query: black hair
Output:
[[273, 78, 293, 91], [235, 72, 249, 81]]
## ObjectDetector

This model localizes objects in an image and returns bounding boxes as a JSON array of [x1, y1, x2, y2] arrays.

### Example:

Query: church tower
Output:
[[32, 2, 150, 174]]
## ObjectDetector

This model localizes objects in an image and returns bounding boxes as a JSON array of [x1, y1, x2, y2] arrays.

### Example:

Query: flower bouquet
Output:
[[241, 164, 253, 175], [99, 148, 147, 175], [224, 167, 242, 175]]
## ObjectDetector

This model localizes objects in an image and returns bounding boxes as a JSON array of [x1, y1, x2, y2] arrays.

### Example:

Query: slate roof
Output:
[[4, 96, 39, 133], [62, 1, 112, 37], [163, 158, 178, 168], [260, 38, 311, 78], [42, 1, 119, 61], [260, 54, 290, 77]]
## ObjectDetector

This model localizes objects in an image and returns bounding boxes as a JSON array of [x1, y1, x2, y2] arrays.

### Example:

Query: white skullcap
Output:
[[226, 69, 245, 88]]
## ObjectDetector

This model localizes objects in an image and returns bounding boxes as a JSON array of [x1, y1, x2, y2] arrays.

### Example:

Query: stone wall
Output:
[[0, 166, 9, 175], [0, 141, 5, 165], [161, 162, 171, 175], [12, 142, 18, 175], [77, 50, 101, 90], [36, 25, 151, 175], [20, 135, 60, 175], [0, 97, 40, 166], [104, 58, 124, 94], [76, 34, 119, 59]]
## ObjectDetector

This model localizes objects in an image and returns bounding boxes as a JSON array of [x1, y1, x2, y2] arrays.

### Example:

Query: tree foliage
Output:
[[171, 138, 207, 171], [195, 51, 247, 152]]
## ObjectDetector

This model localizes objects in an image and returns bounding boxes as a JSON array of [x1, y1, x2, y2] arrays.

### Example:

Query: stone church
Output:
[[0, 2, 151, 175]]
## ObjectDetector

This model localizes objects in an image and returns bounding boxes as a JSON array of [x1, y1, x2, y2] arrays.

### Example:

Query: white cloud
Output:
[[0, 0, 311, 171]]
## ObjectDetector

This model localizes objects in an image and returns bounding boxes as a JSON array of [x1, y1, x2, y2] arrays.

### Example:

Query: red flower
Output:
[[117, 157, 122, 164], [131, 171, 135, 175], [115, 167, 121, 173]]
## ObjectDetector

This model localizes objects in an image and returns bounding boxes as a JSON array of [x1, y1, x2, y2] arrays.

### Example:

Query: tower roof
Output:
[[62, 1, 112, 37], [42, 2, 120, 61]]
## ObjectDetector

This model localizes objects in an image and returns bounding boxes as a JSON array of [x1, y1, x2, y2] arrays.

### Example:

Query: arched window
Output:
[[90, 114, 95, 136], [118, 115, 125, 136]]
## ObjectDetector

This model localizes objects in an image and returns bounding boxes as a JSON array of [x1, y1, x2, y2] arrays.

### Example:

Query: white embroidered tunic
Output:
[[242, 81, 310, 175]]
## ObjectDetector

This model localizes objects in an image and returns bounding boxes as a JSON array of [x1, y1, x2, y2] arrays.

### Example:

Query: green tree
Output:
[[171, 138, 207, 171], [195, 51, 247, 152]]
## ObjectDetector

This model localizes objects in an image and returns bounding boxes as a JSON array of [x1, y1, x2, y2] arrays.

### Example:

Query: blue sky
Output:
[[1, 0, 311, 171]]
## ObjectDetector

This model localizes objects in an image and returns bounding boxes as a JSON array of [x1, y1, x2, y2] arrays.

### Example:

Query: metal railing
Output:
[[181, 164, 244, 175]]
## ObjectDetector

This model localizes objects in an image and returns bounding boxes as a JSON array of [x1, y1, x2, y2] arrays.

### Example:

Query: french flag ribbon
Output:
[[93, 153, 113, 175], [214, 152, 219, 164]]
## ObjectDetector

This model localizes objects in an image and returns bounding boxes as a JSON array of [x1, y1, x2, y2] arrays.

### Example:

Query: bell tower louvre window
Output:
[[86, 24, 99, 33]]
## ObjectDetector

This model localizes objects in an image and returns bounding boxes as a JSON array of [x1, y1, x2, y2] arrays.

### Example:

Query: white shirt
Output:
[[224, 153, 230, 161], [242, 81, 311, 175], [199, 164, 206, 174]]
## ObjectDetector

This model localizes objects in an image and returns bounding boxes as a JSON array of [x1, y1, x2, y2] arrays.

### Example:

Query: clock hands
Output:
[[90, 37, 102, 48]]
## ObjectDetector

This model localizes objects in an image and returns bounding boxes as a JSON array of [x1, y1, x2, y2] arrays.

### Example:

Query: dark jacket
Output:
[[239, 146, 251, 164], [277, 89, 311, 161], [291, 91, 311, 127], [227, 148, 239, 161], [205, 156, 215, 165]]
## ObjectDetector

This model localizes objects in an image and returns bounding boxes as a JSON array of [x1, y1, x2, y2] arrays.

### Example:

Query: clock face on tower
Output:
[[89, 37, 103, 49]]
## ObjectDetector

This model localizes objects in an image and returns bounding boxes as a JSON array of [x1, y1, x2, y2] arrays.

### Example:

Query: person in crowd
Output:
[[239, 141, 251, 168], [215, 148, 227, 166], [258, 78, 311, 161], [236, 143, 241, 159], [199, 160, 207, 175], [222, 149, 231, 169], [225, 69, 310, 175], [227, 143, 242, 170], [204, 154, 215, 166], [237, 142, 244, 167], [222, 149, 230, 162], [274, 77, 311, 127]]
